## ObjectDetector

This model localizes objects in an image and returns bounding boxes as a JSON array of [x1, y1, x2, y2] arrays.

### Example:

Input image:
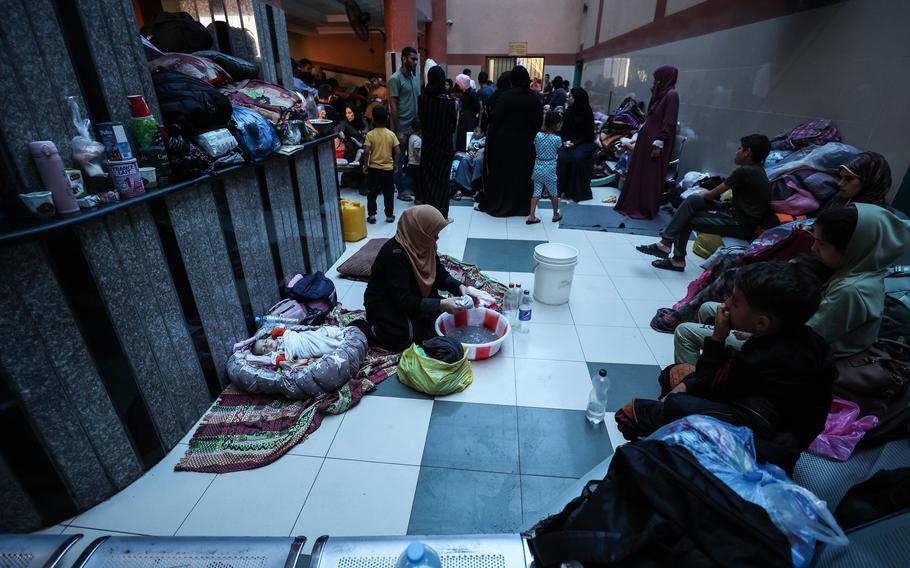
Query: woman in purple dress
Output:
[[615, 65, 679, 220]]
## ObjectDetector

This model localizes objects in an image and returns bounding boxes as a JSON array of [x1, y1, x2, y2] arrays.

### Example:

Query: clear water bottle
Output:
[[518, 289, 532, 334], [507, 283, 521, 332], [396, 542, 441, 568], [254, 315, 298, 327], [586, 369, 610, 424]]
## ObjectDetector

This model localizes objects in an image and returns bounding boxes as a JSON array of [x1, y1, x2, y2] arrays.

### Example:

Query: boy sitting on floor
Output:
[[615, 261, 836, 471], [636, 134, 772, 271]]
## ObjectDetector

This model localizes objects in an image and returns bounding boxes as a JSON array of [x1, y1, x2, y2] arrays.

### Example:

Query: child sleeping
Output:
[[249, 326, 346, 368]]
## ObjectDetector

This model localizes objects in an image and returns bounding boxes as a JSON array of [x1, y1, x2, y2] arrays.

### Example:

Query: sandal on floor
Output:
[[386, 215, 395, 223], [650, 308, 681, 334], [453, 191, 462, 201], [552, 213, 562, 222], [652, 258, 686, 272], [367, 216, 376, 224], [526, 218, 541, 225], [636, 243, 670, 259]]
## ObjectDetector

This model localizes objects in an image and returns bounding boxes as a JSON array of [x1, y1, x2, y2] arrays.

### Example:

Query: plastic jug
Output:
[[340, 199, 367, 242]]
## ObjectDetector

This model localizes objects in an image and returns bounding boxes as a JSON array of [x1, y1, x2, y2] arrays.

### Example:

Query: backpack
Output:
[[266, 298, 308, 322], [229, 104, 280, 161], [282, 272, 338, 326], [152, 70, 233, 135], [144, 12, 212, 54], [220, 79, 307, 138], [780, 119, 841, 150], [193, 50, 260, 80]]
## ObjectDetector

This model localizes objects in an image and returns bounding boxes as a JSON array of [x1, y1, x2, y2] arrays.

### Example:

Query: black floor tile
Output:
[[585, 362, 662, 411], [368, 373, 434, 400], [462, 238, 547, 272], [421, 401, 519, 474], [408, 467, 522, 535], [520, 474, 577, 527], [517, 406, 613, 478]]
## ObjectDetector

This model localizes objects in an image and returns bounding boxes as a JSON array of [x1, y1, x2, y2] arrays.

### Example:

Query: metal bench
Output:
[[73, 536, 306, 568], [309, 534, 531, 568], [0, 534, 81, 568]]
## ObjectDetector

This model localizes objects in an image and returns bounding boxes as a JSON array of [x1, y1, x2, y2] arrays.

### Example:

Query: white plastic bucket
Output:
[[533, 243, 579, 305]]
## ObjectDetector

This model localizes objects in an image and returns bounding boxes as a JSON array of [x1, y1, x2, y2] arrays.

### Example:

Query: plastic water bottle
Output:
[[506, 283, 521, 332], [586, 369, 610, 424], [518, 289, 532, 334], [254, 315, 298, 327], [396, 542, 441, 568]]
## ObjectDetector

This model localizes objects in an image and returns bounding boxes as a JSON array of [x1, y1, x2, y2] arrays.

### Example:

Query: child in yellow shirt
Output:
[[362, 106, 400, 223]]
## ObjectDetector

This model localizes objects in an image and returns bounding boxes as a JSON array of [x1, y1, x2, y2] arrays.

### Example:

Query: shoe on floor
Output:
[[386, 215, 395, 223], [397, 192, 414, 202], [367, 215, 376, 224], [651, 258, 685, 272], [636, 243, 670, 259]]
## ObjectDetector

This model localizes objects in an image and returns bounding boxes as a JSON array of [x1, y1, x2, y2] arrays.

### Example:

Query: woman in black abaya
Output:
[[418, 65, 458, 220], [478, 65, 543, 217]]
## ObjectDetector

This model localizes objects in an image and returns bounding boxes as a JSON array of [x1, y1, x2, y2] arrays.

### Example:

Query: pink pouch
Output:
[[770, 181, 819, 216], [808, 396, 879, 461]]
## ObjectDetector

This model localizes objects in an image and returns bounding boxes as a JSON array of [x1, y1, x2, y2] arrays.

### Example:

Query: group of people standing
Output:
[[477, 66, 597, 218]]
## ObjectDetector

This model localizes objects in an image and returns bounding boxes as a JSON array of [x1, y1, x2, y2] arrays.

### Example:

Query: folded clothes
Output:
[[421, 336, 464, 363]]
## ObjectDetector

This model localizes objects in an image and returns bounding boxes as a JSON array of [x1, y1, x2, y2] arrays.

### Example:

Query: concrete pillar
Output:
[[384, 0, 418, 54], [425, 0, 447, 63]]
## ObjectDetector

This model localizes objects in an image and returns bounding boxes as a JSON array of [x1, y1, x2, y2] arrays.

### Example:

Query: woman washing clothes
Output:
[[615, 65, 680, 219], [354, 206, 482, 352], [557, 87, 596, 203], [418, 66, 458, 220]]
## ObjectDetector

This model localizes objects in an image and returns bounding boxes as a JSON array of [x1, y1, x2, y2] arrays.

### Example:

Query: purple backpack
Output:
[[785, 119, 840, 150], [266, 298, 308, 322]]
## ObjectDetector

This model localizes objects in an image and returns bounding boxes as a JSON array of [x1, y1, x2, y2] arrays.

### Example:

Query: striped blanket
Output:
[[175, 257, 506, 473]]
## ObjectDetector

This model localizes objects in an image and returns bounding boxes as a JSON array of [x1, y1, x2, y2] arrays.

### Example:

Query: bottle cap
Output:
[[599, 369, 607, 376], [509, 283, 515, 288], [406, 542, 425, 562], [127, 95, 151, 118]]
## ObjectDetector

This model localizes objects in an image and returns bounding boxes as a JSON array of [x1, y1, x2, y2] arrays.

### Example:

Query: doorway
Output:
[[487, 57, 545, 82]]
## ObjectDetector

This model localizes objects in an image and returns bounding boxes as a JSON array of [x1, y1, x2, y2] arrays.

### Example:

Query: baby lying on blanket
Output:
[[249, 326, 346, 368]]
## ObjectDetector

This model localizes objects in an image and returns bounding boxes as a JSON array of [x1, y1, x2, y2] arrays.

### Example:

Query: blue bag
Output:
[[229, 104, 280, 160]]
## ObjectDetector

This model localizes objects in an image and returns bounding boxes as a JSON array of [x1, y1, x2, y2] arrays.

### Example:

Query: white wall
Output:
[[445, 0, 583, 55], [578, 0, 910, 196]]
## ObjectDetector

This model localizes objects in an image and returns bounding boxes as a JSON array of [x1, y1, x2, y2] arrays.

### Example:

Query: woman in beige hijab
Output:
[[357, 206, 482, 351]]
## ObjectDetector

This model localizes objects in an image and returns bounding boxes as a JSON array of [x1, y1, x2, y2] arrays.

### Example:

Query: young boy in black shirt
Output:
[[616, 261, 836, 472], [636, 133, 772, 271]]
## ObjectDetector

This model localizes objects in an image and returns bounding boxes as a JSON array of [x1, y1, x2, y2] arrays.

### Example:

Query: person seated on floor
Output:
[[616, 261, 836, 472], [636, 134, 772, 271], [352, 206, 484, 352], [673, 203, 910, 366], [452, 127, 486, 200], [654, 151, 902, 337]]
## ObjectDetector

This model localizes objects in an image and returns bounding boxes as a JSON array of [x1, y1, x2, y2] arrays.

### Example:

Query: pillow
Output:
[[149, 53, 232, 87]]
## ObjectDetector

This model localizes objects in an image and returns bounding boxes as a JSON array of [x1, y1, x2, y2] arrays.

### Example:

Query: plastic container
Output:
[[518, 289, 532, 334], [28, 141, 79, 214], [255, 315, 298, 327], [586, 369, 610, 424], [435, 307, 510, 360], [340, 199, 367, 242], [533, 243, 579, 305], [396, 542, 441, 568]]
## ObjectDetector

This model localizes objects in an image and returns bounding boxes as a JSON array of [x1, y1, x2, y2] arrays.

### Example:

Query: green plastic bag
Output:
[[397, 344, 473, 396]]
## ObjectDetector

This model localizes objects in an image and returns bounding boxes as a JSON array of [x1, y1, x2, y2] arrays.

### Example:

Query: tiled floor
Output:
[[42, 186, 696, 556]]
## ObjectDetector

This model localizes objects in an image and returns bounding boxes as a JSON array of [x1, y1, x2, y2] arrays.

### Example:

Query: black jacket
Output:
[[684, 325, 836, 450], [364, 238, 463, 347]]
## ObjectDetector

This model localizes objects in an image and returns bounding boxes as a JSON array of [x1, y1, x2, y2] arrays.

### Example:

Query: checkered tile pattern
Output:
[[43, 185, 698, 559]]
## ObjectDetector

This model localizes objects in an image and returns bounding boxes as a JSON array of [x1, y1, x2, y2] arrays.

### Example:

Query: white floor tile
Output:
[[292, 459, 419, 553], [568, 297, 635, 327], [287, 414, 345, 458], [481, 271, 510, 285], [327, 396, 433, 465], [70, 448, 216, 535], [176, 454, 322, 537], [610, 276, 675, 301], [568, 273, 619, 300], [576, 325, 658, 365], [467, 225, 508, 240], [439, 355, 516, 406], [602, 259, 663, 278], [604, 418, 629, 450], [515, 359, 592, 410], [512, 323, 585, 362], [661, 278, 692, 300], [526, 300, 574, 324], [624, 298, 673, 328], [340, 285, 365, 311], [640, 328, 676, 368]]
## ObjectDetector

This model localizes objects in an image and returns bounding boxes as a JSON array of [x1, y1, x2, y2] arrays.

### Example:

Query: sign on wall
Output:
[[508, 42, 528, 56]]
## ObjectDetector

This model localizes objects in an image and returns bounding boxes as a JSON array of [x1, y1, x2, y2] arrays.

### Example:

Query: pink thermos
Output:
[[29, 141, 79, 214]]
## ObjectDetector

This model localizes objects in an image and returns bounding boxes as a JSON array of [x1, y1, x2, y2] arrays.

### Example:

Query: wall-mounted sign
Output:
[[508, 42, 528, 56]]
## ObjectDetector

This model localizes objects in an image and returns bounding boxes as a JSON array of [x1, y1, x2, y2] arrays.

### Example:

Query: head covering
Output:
[[840, 152, 892, 206], [424, 58, 437, 83], [568, 87, 591, 113], [395, 205, 449, 297], [648, 65, 678, 114], [425, 65, 447, 97], [510, 65, 531, 89], [561, 87, 595, 144], [496, 71, 512, 91], [455, 74, 471, 92]]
